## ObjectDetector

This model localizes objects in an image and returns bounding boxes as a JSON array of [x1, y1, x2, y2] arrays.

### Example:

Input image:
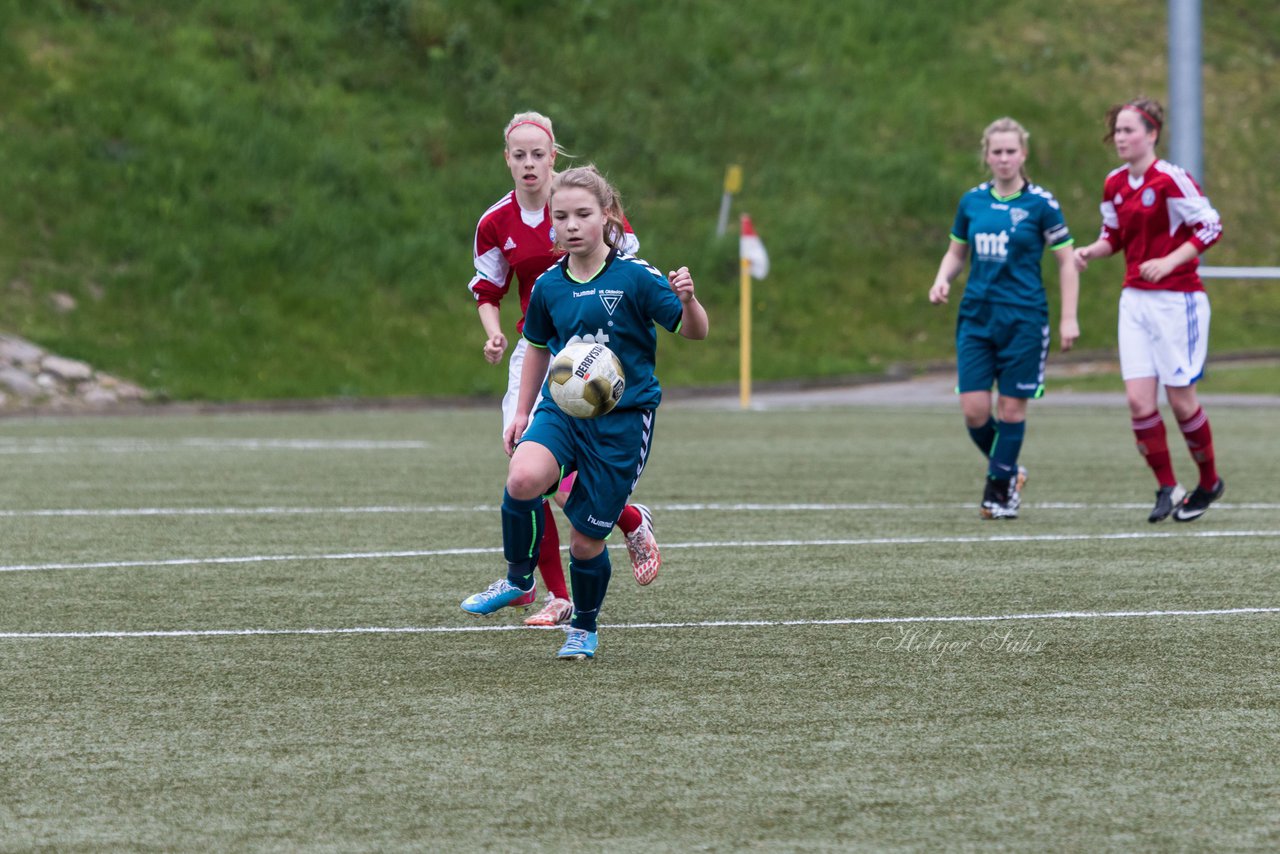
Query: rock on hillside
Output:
[[0, 333, 148, 412]]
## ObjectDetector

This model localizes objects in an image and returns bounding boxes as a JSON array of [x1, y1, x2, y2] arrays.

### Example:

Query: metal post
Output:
[[1168, 0, 1203, 182]]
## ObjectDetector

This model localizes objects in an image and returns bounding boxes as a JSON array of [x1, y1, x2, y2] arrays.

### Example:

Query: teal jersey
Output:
[[950, 182, 1073, 310], [523, 249, 684, 412]]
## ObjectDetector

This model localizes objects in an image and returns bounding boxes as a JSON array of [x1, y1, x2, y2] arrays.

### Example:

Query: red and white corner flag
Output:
[[740, 214, 769, 279]]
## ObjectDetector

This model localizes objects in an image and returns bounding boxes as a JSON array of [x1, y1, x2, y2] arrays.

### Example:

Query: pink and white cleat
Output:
[[625, 504, 662, 585], [523, 595, 573, 627]]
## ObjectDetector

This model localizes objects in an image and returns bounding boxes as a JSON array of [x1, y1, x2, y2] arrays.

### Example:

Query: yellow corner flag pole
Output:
[[738, 210, 767, 411], [740, 255, 751, 410]]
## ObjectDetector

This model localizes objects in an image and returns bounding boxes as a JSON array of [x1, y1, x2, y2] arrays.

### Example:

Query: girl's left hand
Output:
[[668, 266, 695, 302]]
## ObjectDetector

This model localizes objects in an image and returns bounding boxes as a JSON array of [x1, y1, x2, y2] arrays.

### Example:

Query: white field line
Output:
[[0, 505, 489, 519], [1, 606, 1275, 640], [0, 439, 426, 454], [3, 529, 1280, 574], [1, 501, 1278, 518]]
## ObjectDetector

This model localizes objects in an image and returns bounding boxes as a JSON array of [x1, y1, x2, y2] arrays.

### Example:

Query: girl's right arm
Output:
[[477, 303, 507, 365], [469, 213, 511, 364], [929, 240, 968, 305], [1072, 239, 1115, 272], [503, 343, 550, 456]]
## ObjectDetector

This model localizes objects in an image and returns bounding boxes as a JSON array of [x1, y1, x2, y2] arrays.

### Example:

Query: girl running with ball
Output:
[[461, 165, 708, 660], [465, 112, 663, 629]]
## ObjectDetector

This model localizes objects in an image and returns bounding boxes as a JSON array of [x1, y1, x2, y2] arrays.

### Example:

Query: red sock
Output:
[[1132, 411, 1178, 487], [1177, 407, 1219, 490], [536, 500, 569, 600], [616, 504, 641, 534]]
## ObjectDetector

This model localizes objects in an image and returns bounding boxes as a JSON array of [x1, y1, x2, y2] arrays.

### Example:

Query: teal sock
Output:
[[501, 489, 542, 591], [967, 417, 997, 457], [568, 550, 612, 633], [989, 419, 1026, 481]]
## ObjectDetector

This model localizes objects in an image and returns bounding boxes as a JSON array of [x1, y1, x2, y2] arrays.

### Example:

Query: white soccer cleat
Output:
[[524, 595, 574, 627], [980, 467, 1026, 520], [625, 504, 662, 585]]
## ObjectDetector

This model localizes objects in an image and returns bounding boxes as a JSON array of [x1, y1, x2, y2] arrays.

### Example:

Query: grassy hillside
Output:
[[1, 0, 1277, 401]]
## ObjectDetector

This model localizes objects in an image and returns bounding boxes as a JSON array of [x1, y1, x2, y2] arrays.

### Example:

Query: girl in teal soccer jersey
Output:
[[467, 111, 662, 629], [460, 165, 709, 660], [929, 117, 1080, 519]]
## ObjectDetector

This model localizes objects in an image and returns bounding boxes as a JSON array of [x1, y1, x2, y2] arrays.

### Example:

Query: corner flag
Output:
[[740, 214, 769, 279], [738, 214, 768, 410]]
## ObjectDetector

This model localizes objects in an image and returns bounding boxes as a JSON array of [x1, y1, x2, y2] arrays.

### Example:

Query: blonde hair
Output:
[[981, 116, 1030, 182], [550, 165, 627, 250], [1105, 97, 1164, 145], [503, 110, 569, 158]]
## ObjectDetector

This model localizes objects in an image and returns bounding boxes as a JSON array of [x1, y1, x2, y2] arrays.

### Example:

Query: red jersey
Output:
[[1097, 159, 1222, 293], [467, 191, 639, 333]]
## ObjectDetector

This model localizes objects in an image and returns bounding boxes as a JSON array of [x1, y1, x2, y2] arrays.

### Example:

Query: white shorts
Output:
[[500, 338, 549, 434], [1117, 288, 1210, 387], [502, 339, 574, 495]]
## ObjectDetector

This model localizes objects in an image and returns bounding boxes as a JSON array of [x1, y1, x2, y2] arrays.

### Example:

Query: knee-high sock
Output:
[[1132, 411, 1177, 487], [616, 504, 642, 535], [967, 417, 997, 458], [988, 419, 1026, 481], [536, 500, 569, 599], [568, 549, 612, 633], [501, 490, 542, 591], [1177, 407, 1219, 490]]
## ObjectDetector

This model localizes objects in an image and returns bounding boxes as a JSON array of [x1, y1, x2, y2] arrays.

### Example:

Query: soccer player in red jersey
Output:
[[1073, 98, 1226, 522], [466, 113, 662, 627]]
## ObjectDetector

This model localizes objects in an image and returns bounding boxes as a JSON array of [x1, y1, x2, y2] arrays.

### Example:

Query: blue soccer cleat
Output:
[[460, 578, 536, 616], [556, 628, 598, 660]]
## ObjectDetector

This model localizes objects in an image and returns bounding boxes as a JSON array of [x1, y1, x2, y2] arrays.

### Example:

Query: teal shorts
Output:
[[518, 405, 655, 540], [956, 300, 1049, 398]]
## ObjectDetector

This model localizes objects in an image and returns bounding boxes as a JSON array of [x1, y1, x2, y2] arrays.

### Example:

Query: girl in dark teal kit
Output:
[[929, 117, 1080, 519], [460, 165, 709, 659]]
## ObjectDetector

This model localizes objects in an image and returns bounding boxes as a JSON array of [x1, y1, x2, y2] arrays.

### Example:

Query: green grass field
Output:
[[1052, 358, 1280, 396], [2, 400, 1277, 850]]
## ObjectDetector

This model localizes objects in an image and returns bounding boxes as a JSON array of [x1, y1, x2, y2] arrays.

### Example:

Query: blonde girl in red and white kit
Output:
[[1073, 97, 1225, 523], [467, 111, 661, 626]]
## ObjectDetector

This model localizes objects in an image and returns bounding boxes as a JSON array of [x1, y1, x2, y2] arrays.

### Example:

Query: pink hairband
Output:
[[1126, 104, 1162, 132], [505, 120, 554, 143]]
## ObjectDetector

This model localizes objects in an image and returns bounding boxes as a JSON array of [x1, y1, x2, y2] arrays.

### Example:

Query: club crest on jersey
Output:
[[548, 226, 557, 245], [503, 236, 517, 250], [599, 290, 623, 316], [1141, 188, 1156, 207], [1009, 208, 1030, 229]]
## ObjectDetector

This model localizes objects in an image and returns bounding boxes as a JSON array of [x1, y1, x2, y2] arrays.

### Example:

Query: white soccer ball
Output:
[[548, 341, 625, 419]]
